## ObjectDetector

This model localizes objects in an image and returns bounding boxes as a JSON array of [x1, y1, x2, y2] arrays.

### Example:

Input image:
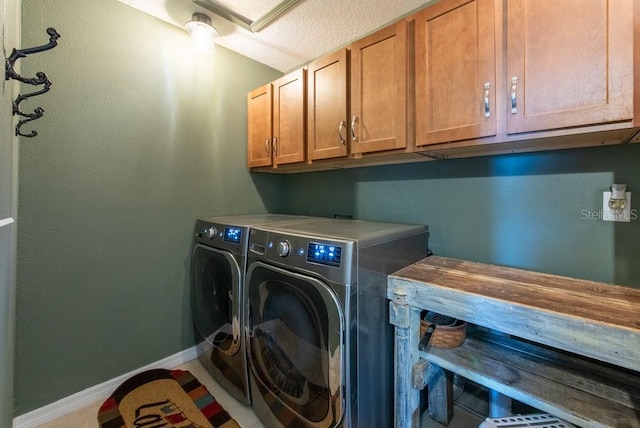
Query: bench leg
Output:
[[412, 359, 453, 426], [427, 364, 453, 425], [390, 292, 422, 428], [489, 389, 512, 418]]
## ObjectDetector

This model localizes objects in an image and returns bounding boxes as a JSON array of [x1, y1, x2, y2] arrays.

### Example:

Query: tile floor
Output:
[[35, 358, 482, 428]]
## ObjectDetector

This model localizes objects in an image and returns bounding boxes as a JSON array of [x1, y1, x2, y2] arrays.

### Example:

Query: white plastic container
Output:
[[479, 413, 575, 428]]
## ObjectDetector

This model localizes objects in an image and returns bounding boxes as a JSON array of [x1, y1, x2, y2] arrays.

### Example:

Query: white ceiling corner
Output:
[[117, 0, 435, 72], [206, 0, 286, 22], [193, 0, 305, 32]]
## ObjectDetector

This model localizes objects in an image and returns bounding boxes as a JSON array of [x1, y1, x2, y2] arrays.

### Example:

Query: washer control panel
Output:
[[223, 227, 242, 243], [194, 220, 249, 253], [204, 226, 218, 239]]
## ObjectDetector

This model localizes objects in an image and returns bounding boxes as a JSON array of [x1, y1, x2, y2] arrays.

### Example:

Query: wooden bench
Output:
[[387, 256, 640, 428]]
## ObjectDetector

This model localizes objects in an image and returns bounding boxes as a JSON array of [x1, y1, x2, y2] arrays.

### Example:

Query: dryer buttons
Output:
[[276, 240, 291, 257], [204, 227, 217, 239]]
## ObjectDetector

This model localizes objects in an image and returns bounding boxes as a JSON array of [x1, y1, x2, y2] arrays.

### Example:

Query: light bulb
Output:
[[185, 13, 218, 55], [608, 184, 627, 210], [189, 24, 216, 54]]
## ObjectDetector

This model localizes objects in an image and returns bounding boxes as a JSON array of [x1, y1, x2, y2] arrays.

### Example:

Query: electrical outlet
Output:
[[602, 191, 632, 222]]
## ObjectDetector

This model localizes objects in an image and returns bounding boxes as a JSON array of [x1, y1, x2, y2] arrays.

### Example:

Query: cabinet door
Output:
[[247, 84, 273, 168], [307, 49, 349, 160], [350, 20, 407, 154], [273, 69, 306, 167], [507, 0, 633, 134], [415, 0, 496, 146]]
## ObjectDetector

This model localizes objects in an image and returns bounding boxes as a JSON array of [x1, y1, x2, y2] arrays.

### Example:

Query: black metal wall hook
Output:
[[5, 27, 60, 138]]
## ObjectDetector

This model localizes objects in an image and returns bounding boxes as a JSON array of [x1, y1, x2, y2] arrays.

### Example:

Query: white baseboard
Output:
[[0, 217, 15, 228], [13, 346, 199, 428]]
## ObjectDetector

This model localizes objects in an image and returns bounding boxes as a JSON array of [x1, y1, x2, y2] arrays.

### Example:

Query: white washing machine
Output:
[[191, 214, 312, 405], [244, 218, 428, 427]]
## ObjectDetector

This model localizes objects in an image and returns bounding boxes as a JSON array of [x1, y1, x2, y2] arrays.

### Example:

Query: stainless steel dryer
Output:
[[191, 214, 311, 405], [244, 218, 428, 427]]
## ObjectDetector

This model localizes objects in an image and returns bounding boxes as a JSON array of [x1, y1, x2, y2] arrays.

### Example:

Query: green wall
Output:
[[282, 143, 640, 288], [16, 0, 283, 414]]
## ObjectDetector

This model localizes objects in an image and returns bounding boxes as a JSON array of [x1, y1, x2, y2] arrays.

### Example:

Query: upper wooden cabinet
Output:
[[248, 69, 307, 169], [272, 69, 307, 167], [247, 83, 273, 168], [307, 22, 409, 162], [506, 0, 634, 134], [307, 49, 349, 161], [415, 0, 497, 147], [350, 20, 408, 155]]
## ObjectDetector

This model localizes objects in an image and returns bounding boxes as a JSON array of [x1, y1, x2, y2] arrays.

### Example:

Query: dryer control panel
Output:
[[249, 226, 355, 285], [307, 242, 342, 267]]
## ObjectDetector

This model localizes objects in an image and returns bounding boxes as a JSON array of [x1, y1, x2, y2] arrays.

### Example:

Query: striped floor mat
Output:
[[97, 368, 239, 428]]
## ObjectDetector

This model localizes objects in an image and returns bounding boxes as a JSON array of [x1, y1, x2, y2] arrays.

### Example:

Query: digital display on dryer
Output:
[[224, 227, 242, 243], [307, 242, 341, 267]]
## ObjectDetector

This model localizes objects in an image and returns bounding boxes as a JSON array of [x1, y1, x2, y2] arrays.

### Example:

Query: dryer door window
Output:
[[246, 262, 344, 426], [192, 244, 242, 355]]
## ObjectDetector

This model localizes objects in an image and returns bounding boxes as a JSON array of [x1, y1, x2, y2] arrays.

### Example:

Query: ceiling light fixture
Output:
[[185, 12, 218, 54]]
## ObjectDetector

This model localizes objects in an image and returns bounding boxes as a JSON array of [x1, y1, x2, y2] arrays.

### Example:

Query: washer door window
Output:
[[247, 262, 344, 427], [192, 244, 241, 355]]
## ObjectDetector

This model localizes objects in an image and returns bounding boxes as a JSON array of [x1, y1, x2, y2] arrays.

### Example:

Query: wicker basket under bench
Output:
[[388, 256, 640, 428]]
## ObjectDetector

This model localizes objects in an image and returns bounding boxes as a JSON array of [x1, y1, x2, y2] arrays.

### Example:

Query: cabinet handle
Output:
[[351, 116, 357, 141], [511, 77, 518, 114], [273, 137, 278, 155], [265, 138, 270, 154], [338, 121, 346, 145], [484, 83, 491, 118]]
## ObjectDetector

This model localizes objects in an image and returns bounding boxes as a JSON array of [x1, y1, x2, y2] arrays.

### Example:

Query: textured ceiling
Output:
[[117, 0, 434, 72]]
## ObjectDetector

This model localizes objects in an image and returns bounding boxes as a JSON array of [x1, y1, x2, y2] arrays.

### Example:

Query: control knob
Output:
[[204, 226, 217, 239], [276, 240, 291, 257]]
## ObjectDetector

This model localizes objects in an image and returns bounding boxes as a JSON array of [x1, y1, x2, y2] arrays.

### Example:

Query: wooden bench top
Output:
[[387, 256, 640, 372]]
